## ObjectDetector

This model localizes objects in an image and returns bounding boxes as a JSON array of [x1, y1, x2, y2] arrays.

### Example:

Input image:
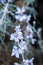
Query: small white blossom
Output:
[[25, 27, 33, 40], [18, 35, 23, 40], [15, 7, 31, 22], [11, 45, 18, 56], [15, 14, 27, 21], [11, 45, 19, 58], [17, 31, 23, 39], [10, 33, 19, 42], [10, 33, 15, 40], [21, 7, 26, 13], [15, 25, 20, 31], [14, 37, 19, 42], [10, 25, 23, 42], [23, 59, 29, 65], [15, 52, 19, 58], [31, 39, 36, 45], [23, 58, 34, 65], [22, 14, 27, 20], [19, 14, 27, 21], [16, 7, 21, 14], [19, 40, 27, 51], [29, 58, 34, 65], [16, 7, 25, 14], [17, 31, 22, 35], [19, 16, 24, 21], [11, 45, 24, 57], [15, 15, 21, 20], [18, 48, 24, 54], [26, 25, 33, 33]]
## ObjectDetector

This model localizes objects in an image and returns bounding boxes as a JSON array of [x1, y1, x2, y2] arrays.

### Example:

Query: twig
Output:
[[0, 3, 9, 26]]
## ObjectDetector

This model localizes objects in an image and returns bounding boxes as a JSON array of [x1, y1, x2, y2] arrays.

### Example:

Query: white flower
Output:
[[15, 25, 21, 32], [11, 45, 19, 58], [16, 7, 25, 14], [18, 48, 24, 54], [10, 25, 24, 42], [25, 30, 33, 39], [10, 33, 15, 40], [15, 15, 21, 20], [22, 14, 27, 20], [14, 37, 19, 42], [23, 58, 34, 65], [31, 39, 36, 45], [16, 7, 21, 14], [15, 25, 20, 30], [11, 44, 24, 58], [17, 31, 23, 40], [15, 14, 27, 21], [29, 58, 34, 65], [22, 7, 25, 13], [18, 35, 23, 40], [11, 45, 18, 56], [26, 25, 33, 33], [23, 59, 29, 65], [19, 40, 27, 51], [15, 7, 31, 22], [19, 14, 27, 21], [15, 52, 19, 58], [10, 32, 19, 42], [25, 25, 33, 39], [19, 17, 24, 21], [13, 45, 18, 49], [18, 31, 22, 35]]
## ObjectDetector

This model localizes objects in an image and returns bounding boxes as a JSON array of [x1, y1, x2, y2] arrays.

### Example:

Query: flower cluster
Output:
[[10, 25, 27, 58], [9, 1, 41, 65], [10, 25, 23, 42], [10, 24, 35, 65], [24, 25, 36, 45], [0, 0, 43, 65], [15, 7, 31, 22]]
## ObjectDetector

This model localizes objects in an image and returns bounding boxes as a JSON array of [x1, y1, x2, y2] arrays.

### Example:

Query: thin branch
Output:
[[0, 3, 9, 26]]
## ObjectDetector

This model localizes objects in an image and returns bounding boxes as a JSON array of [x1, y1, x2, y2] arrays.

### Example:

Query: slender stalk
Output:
[[0, 3, 9, 26]]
